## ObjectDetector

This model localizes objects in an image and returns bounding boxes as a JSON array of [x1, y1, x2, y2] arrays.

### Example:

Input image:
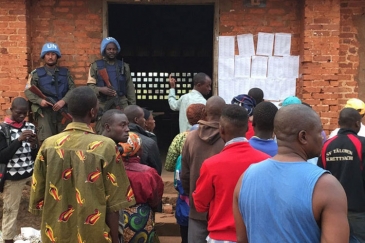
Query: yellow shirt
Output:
[[29, 122, 135, 243]]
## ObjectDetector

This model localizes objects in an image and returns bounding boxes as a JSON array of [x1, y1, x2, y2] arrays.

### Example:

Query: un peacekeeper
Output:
[[87, 37, 136, 134], [25, 42, 75, 144]]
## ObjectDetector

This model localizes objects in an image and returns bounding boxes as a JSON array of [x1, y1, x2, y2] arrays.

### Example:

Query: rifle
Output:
[[98, 68, 121, 110], [27, 85, 73, 124]]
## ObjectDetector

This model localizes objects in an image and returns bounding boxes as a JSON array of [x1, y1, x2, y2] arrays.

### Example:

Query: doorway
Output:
[[108, 3, 215, 159]]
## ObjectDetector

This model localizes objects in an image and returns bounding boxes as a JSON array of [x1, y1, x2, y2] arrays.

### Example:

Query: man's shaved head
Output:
[[275, 105, 320, 141], [274, 104, 323, 159], [205, 96, 226, 119]]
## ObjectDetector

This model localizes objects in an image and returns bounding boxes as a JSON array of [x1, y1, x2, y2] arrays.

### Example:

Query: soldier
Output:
[[25, 42, 75, 144], [87, 37, 136, 134]]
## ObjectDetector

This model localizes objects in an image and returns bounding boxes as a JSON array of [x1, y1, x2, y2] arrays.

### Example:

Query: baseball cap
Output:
[[231, 94, 256, 116], [344, 98, 365, 115], [281, 96, 302, 107]]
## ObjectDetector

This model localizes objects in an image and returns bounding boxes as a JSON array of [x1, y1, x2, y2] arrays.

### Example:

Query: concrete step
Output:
[[158, 236, 181, 243], [163, 180, 176, 194], [155, 212, 180, 237], [162, 193, 178, 208]]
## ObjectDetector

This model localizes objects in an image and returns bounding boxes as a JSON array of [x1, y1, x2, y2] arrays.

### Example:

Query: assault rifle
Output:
[[27, 85, 73, 124], [98, 68, 121, 110]]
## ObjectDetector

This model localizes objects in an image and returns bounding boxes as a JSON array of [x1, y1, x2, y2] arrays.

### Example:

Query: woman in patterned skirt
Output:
[[119, 132, 164, 243]]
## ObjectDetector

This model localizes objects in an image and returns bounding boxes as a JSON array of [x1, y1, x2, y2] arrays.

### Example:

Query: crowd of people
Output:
[[0, 36, 364, 243]]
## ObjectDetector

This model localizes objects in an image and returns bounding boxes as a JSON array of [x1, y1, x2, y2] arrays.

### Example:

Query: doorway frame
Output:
[[102, 0, 219, 95]]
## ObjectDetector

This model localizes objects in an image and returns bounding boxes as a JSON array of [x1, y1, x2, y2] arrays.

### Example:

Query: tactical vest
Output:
[[36, 67, 69, 102], [95, 60, 127, 97]]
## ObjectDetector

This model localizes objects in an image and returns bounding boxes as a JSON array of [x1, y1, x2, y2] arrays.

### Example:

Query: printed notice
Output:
[[264, 78, 281, 100], [282, 56, 299, 78], [251, 56, 268, 78], [218, 57, 235, 79], [235, 56, 251, 78], [218, 78, 236, 103], [237, 34, 255, 56], [256, 32, 274, 56], [267, 56, 283, 78], [219, 36, 235, 58], [278, 78, 297, 100], [274, 33, 291, 56], [234, 77, 253, 96]]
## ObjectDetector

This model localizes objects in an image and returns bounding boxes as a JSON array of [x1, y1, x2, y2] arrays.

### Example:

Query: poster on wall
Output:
[[218, 57, 235, 79], [256, 32, 274, 56], [218, 36, 235, 57], [274, 33, 291, 56], [251, 56, 268, 79], [234, 56, 251, 78], [217, 32, 298, 103], [237, 34, 255, 56]]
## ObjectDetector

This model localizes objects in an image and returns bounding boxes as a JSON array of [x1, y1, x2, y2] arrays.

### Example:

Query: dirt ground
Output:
[[0, 182, 176, 234], [0, 184, 41, 233]]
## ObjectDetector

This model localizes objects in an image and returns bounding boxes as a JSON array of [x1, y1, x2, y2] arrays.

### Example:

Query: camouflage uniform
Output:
[[24, 67, 75, 142], [87, 59, 136, 133]]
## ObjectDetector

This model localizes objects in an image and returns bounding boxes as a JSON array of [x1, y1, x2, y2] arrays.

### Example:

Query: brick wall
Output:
[[339, 0, 365, 103], [300, 0, 341, 132], [0, 0, 364, 134], [0, 0, 30, 117], [29, 0, 103, 84], [219, 0, 301, 55]]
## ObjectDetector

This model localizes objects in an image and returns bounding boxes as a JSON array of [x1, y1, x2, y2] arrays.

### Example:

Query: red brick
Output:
[[313, 55, 332, 62], [2, 91, 20, 97], [54, 7, 70, 13], [0, 15, 17, 21], [313, 18, 332, 24]]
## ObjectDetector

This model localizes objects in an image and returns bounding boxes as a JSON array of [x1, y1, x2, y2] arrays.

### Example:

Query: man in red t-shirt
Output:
[[193, 104, 270, 242]]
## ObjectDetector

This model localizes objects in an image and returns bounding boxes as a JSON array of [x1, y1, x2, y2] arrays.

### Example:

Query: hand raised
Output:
[[169, 74, 176, 89]]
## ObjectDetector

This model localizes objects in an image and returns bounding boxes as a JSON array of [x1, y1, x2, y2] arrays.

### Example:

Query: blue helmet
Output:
[[100, 37, 121, 55], [40, 42, 61, 58]]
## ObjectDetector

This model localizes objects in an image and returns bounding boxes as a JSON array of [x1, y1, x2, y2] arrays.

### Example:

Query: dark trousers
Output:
[[348, 212, 365, 243], [180, 225, 188, 243], [188, 218, 208, 243]]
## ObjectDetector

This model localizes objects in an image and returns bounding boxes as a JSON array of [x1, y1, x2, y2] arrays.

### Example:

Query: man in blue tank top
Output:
[[25, 42, 75, 144], [233, 104, 349, 243], [87, 37, 136, 134]]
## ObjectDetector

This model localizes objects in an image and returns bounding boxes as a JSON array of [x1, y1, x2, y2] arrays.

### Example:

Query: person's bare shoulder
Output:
[[313, 173, 345, 208], [312, 173, 349, 242]]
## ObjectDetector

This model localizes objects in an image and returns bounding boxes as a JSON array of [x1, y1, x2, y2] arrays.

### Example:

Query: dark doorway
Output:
[[108, 3, 215, 160]]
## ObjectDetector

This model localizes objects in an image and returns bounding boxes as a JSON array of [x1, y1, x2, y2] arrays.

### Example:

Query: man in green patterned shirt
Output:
[[29, 86, 135, 243]]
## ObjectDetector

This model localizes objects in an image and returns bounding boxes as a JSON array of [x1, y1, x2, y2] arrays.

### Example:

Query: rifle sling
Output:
[[54, 70, 60, 101]]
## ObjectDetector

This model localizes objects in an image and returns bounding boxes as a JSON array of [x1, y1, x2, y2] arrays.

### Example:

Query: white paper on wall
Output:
[[218, 57, 235, 79], [251, 56, 268, 79], [263, 78, 281, 101], [218, 36, 235, 58], [274, 33, 291, 56], [237, 34, 255, 56], [278, 78, 297, 100], [256, 32, 274, 56], [282, 56, 299, 78], [233, 77, 251, 96], [234, 56, 251, 78], [234, 78, 249, 95], [218, 78, 236, 103], [267, 56, 283, 78]]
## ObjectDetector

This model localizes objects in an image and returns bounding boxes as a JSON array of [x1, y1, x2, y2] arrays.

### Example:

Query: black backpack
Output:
[[0, 123, 11, 192]]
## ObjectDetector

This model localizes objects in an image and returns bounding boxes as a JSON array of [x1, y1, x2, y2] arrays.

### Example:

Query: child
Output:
[[0, 97, 38, 243], [119, 132, 164, 243]]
